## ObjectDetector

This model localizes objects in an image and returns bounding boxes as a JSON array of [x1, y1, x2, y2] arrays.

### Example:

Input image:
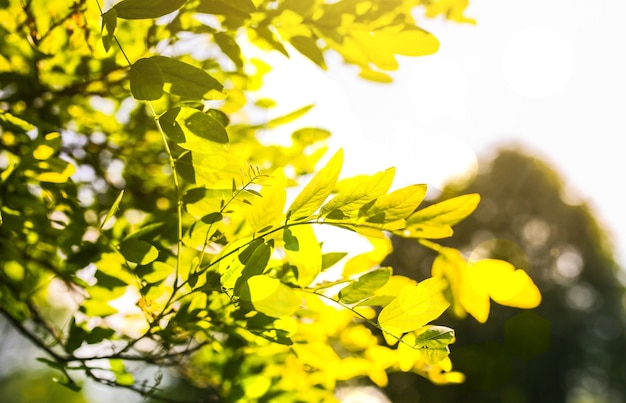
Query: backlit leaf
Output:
[[284, 224, 321, 287], [321, 168, 395, 218], [267, 104, 314, 128], [100, 189, 124, 231], [130, 58, 164, 100], [152, 56, 223, 99], [243, 275, 301, 317], [288, 149, 343, 220], [289, 36, 326, 69], [378, 277, 449, 336], [119, 238, 159, 265], [113, 0, 186, 19], [339, 267, 392, 304], [362, 184, 427, 224], [184, 111, 229, 144], [101, 9, 117, 52]]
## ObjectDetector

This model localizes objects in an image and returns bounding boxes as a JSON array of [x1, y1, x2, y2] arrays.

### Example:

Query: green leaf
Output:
[[215, 32, 244, 68], [234, 242, 272, 294], [196, 0, 256, 16], [292, 127, 331, 146], [130, 58, 164, 100], [407, 194, 480, 226], [267, 104, 314, 128], [113, 0, 186, 19], [123, 222, 166, 241], [404, 194, 480, 238], [362, 184, 428, 224], [101, 9, 117, 52], [100, 190, 124, 231], [283, 225, 322, 287], [290, 36, 326, 69], [321, 168, 395, 217], [119, 238, 159, 265], [152, 56, 223, 99], [288, 149, 343, 220], [339, 267, 392, 304], [159, 108, 186, 143], [184, 112, 229, 144], [413, 325, 455, 349], [321, 252, 348, 271]]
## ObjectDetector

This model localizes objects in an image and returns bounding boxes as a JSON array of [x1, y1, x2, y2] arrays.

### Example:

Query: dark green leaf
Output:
[[238, 238, 265, 264], [289, 36, 326, 69], [124, 222, 166, 241], [254, 26, 289, 57], [321, 252, 347, 271], [234, 242, 272, 294], [159, 108, 185, 143], [215, 32, 243, 68], [196, 0, 256, 16], [283, 227, 299, 251], [101, 9, 117, 52], [119, 238, 159, 265], [184, 112, 229, 144], [152, 56, 223, 99], [130, 58, 164, 100], [113, 0, 186, 19], [100, 189, 124, 231], [201, 212, 223, 224]]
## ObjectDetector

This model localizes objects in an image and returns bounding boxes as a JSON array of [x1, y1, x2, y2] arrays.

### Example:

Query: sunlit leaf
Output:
[[113, 0, 186, 20], [119, 238, 159, 265], [343, 236, 392, 277], [100, 189, 124, 231], [362, 184, 427, 224], [288, 149, 343, 220], [267, 104, 314, 128], [247, 170, 287, 233], [242, 275, 301, 317], [404, 194, 480, 238], [184, 111, 229, 144], [284, 224, 321, 287], [321, 168, 395, 218], [152, 56, 223, 99], [339, 267, 392, 304], [378, 277, 450, 336]]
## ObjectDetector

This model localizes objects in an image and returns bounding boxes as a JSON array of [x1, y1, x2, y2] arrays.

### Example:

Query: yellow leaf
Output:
[[321, 167, 395, 218], [288, 149, 343, 220], [470, 259, 542, 309], [284, 225, 322, 287], [246, 275, 301, 317], [378, 26, 440, 57], [378, 277, 449, 335], [343, 236, 392, 277], [247, 169, 287, 233], [363, 184, 427, 223]]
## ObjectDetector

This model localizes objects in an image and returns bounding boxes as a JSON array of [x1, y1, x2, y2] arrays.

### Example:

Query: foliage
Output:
[[384, 148, 626, 402], [0, 0, 540, 401]]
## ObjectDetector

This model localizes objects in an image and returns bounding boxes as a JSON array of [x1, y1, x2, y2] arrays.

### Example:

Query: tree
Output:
[[0, 1, 540, 401], [384, 147, 626, 402]]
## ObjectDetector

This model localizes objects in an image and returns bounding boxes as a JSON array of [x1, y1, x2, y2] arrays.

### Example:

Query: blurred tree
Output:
[[384, 146, 626, 402]]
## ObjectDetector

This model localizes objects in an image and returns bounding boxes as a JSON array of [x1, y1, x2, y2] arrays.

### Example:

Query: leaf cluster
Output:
[[0, 0, 538, 402]]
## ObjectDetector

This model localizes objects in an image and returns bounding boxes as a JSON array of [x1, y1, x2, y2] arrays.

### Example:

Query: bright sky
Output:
[[257, 0, 626, 268]]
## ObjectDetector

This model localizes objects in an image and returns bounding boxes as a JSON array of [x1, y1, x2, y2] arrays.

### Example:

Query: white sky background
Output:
[[255, 0, 626, 267]]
